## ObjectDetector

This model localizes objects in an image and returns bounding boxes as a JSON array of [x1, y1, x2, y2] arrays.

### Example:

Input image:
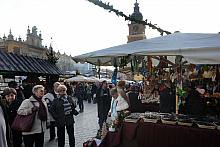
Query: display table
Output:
[[98, 121, 220, 147]]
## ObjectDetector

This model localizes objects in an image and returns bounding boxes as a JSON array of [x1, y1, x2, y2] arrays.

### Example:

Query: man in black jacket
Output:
[[96, 80, 111, 130], [50, 85, 79, 147]]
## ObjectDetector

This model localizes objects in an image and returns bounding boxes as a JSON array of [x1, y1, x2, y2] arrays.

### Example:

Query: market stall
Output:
[[77, 33, 220, 147]]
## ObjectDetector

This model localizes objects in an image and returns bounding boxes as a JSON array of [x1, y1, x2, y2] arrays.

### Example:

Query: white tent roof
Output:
[[73, 33, 220, 65], [65, 75, 90, 82]]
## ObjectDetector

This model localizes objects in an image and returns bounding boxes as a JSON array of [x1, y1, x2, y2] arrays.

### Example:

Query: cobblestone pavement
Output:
[[44, 101, 99, 147]]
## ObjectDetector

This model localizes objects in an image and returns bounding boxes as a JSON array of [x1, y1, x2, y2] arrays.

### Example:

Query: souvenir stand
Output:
[[75, 33, 220, 147]]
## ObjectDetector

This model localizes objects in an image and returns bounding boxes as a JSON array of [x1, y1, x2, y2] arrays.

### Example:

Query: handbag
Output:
[[11, 101, 36, 132]]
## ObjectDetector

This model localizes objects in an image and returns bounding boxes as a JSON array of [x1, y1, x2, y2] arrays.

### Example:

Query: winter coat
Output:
[[50, 96, 78, 127], [96, 88, 111, 118], [17, 96, 49, 135], [0, 101, 12, 147], [74, 85, 85, 100], [5, 99, 22, 126]]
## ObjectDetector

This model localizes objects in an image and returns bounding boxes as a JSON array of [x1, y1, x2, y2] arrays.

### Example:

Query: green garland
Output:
[[87, 0, 171, 36]]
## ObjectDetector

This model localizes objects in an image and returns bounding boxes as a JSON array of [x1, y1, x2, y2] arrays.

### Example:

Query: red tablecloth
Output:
[[98, 122, 220, 147]]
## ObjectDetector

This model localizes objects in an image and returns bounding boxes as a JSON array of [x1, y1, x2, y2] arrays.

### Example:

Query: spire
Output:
[[8, 29, 14, 40], [130, 0, 143, 24], [3, 34, 6, 41], [27, 26, 30, 34], [134, 1, 140, 13], [39, 30, 42, 38], [18, 35, 22, 42], [50, 37, 53, 48]]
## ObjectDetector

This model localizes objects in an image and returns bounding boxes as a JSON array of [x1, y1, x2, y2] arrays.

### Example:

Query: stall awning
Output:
[[0, 50, 63, 75], [73, 33, 220, 65]]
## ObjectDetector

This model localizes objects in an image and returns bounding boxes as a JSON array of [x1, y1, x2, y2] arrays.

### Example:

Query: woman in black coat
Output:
[[2, 87, 22, 147], [50, 84, 78, 147]]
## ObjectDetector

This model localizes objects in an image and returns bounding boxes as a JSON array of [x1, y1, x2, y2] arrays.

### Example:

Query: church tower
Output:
[[127, 0, 146, 43], [26, 26, 43, 47]]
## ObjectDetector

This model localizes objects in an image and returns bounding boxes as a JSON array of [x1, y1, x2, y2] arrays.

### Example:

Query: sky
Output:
[[0, 0, 220, 56]]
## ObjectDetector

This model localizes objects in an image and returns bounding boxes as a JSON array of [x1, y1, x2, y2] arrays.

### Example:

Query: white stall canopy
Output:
[[73, 33, 220, 65]]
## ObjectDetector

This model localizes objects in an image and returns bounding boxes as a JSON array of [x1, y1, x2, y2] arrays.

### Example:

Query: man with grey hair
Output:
[[43, 82, 60, 141]]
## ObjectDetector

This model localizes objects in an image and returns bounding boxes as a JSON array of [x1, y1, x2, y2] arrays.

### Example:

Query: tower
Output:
[[26, 26, 43, 47], [7, 29, 14, 40], [127, 0, 146, 43]]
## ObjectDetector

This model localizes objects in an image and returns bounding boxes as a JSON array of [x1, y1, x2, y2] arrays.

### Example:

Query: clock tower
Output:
[[127, 0, 146, 43]]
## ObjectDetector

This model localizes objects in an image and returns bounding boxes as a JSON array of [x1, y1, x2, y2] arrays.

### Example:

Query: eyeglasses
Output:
[[39, 90, 45, 93]]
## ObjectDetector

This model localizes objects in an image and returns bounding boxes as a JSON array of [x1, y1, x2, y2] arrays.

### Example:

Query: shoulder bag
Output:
[[11, 101, 36, 132]]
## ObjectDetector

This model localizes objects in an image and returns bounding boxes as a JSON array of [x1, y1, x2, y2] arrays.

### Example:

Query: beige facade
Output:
[[0, 26, 47, 59]]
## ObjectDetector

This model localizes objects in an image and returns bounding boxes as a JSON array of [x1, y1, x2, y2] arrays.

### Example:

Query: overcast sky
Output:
[[0, 0, 219, 56]]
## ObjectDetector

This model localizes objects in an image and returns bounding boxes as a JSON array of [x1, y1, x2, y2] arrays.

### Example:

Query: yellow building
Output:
[[0, 26, 47, 59]]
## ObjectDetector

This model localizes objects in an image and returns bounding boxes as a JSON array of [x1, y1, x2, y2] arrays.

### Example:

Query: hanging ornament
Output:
[[140, 67, 149, 77], [202, 65, 208, 71], [111, 68, 118, 85]]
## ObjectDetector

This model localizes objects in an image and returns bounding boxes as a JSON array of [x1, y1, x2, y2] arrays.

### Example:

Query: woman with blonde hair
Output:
[[117, 80, 130, 108], [50, 84, 79, 147]]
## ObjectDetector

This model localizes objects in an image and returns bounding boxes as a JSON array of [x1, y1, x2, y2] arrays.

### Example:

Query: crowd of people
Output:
[[0, 79, 139, 147], [0, 81, 79, 147], [1, 78, 217, 147]]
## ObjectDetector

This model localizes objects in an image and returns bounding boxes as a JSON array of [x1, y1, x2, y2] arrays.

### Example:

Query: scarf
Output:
[[33, 95, 47, 121], [60, 96, 72, 115]]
